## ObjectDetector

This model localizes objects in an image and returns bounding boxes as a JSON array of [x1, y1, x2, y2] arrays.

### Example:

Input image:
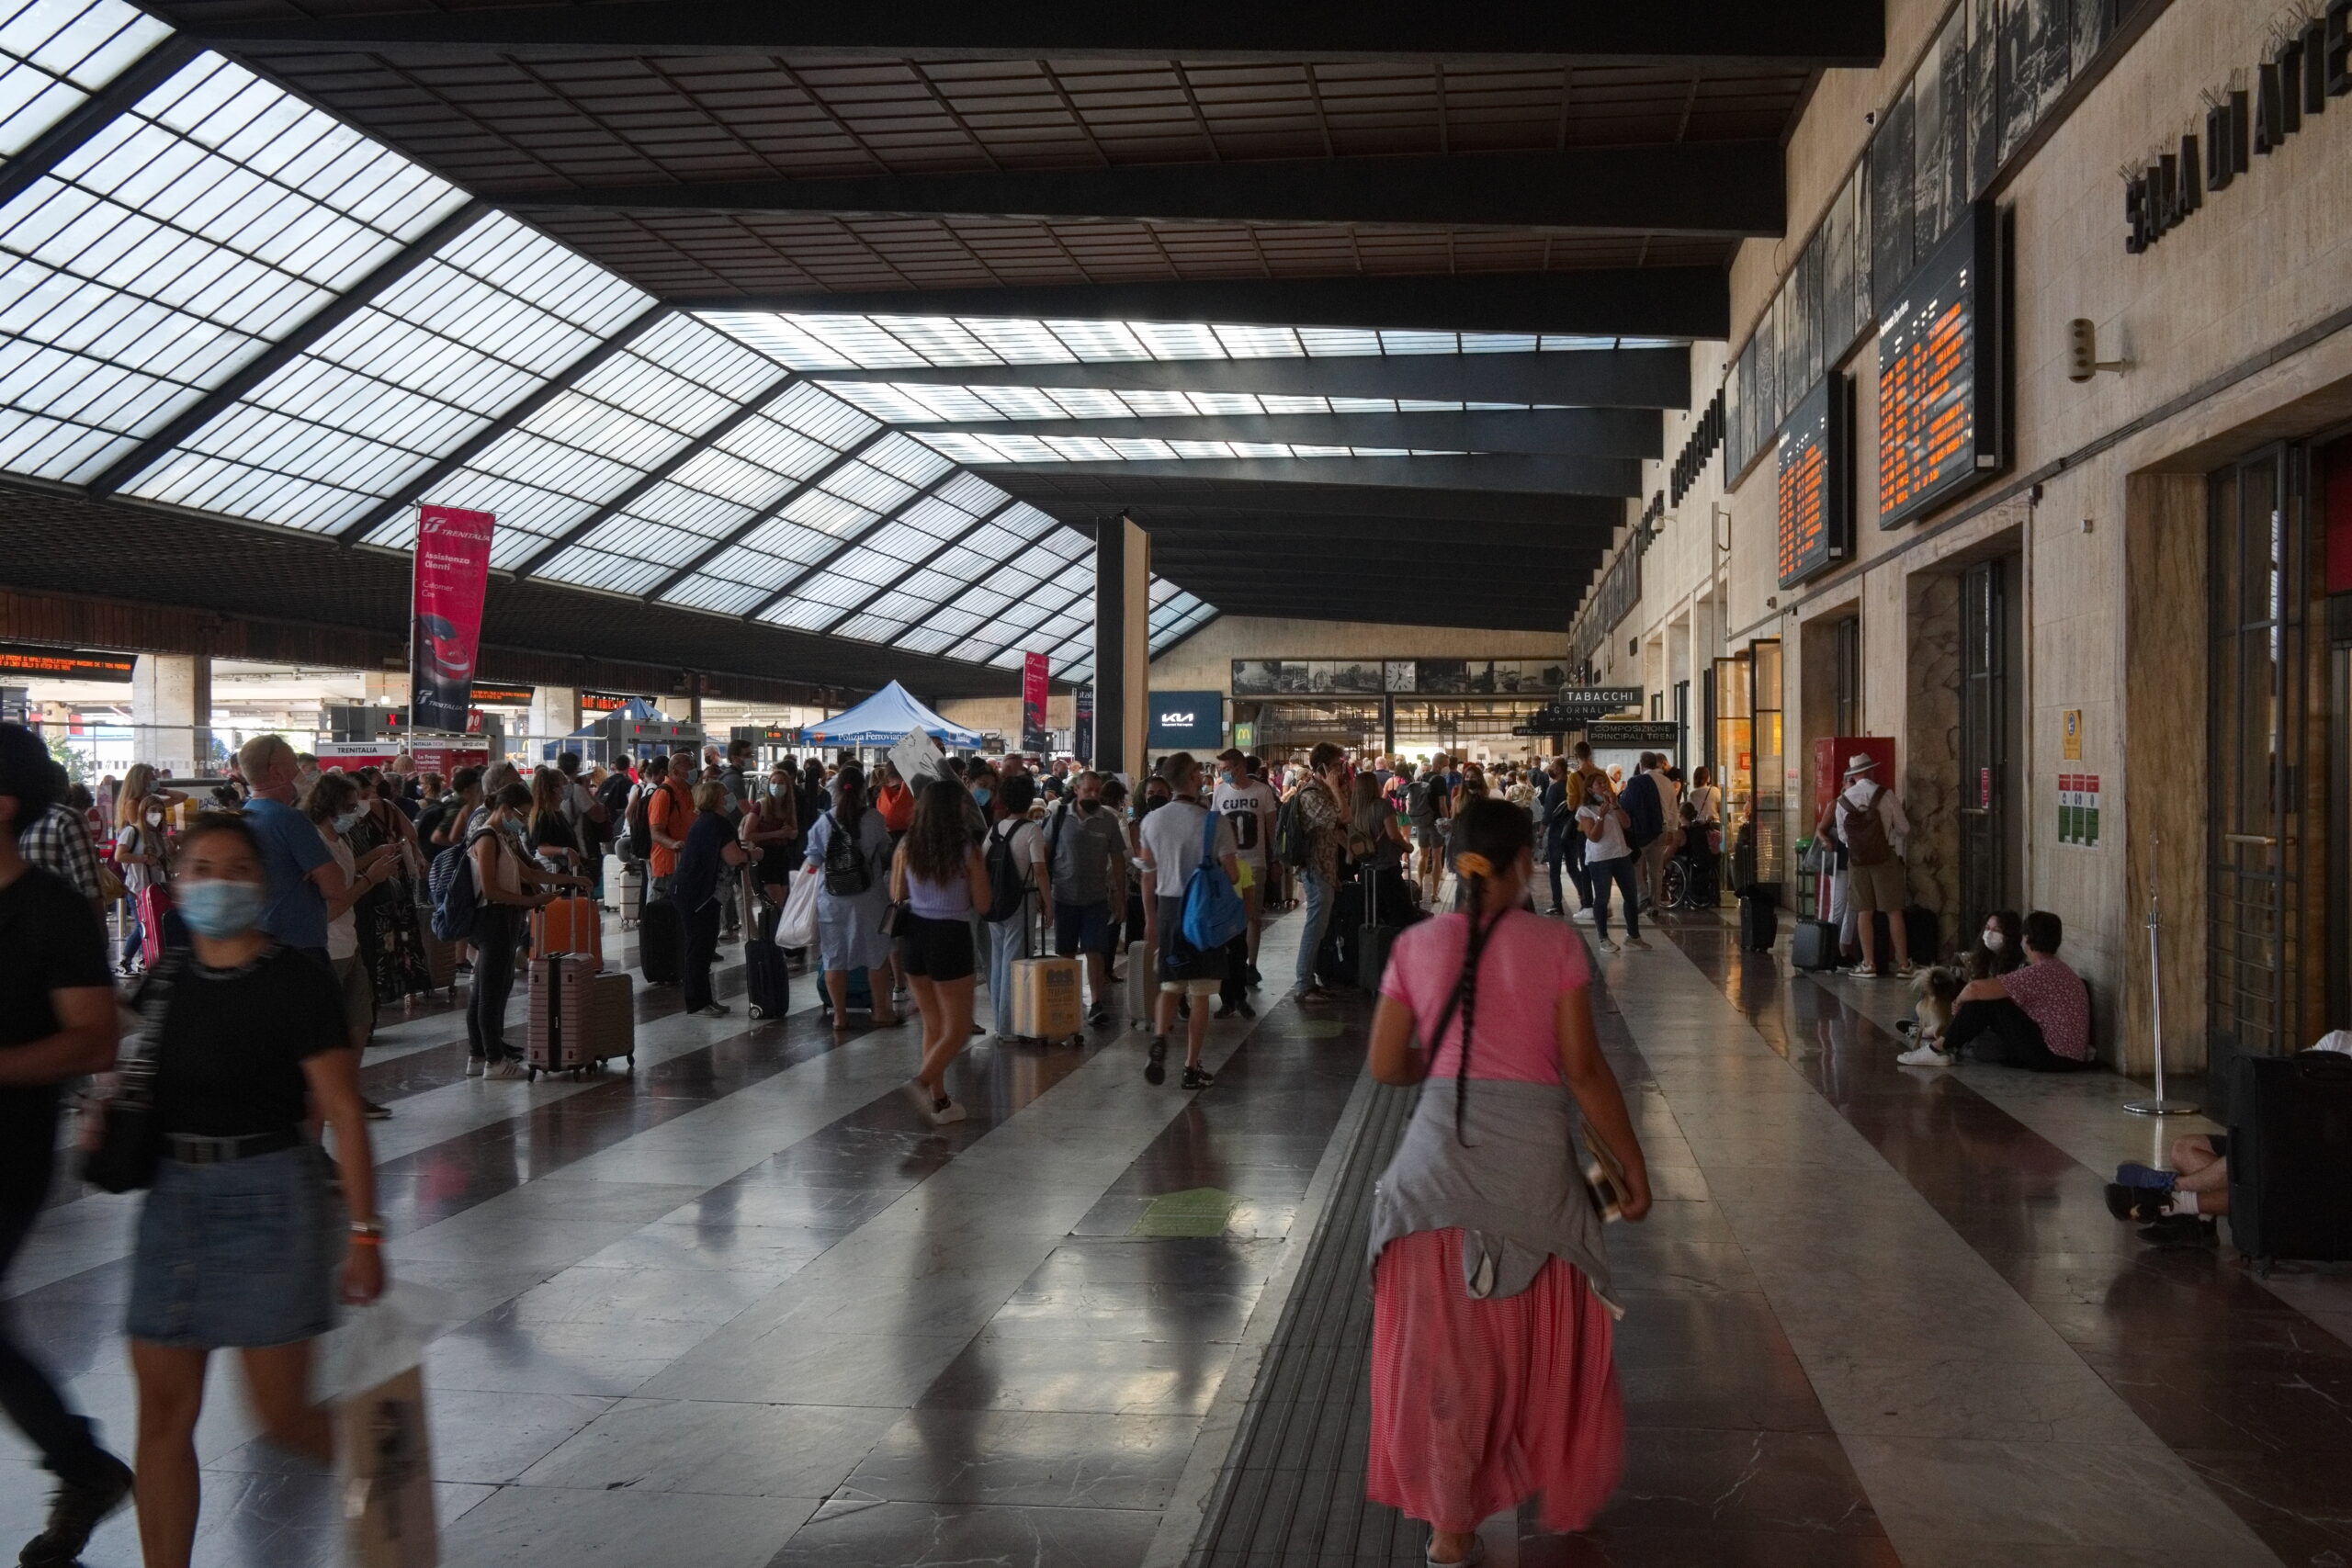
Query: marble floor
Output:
[[3, 902, 2347, 1567]]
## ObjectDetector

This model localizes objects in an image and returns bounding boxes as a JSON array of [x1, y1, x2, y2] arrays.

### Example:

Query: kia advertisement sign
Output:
[[1146, 690, 1223, 751], [1021, 652, 1049, 753], [410, 505, 495, 733]]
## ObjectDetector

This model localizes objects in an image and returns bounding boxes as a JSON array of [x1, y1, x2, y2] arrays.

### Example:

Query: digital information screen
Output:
[[1877, 200, 2000, 530], [1775, 373, 1850, 590]]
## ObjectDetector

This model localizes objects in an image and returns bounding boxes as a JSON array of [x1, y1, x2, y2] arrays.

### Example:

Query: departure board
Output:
[[1877, 200, 2001, 529], [1775, 373, 1850, 590]]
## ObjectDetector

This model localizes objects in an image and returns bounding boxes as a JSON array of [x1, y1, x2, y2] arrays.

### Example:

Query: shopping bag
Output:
[[778, 868, 821, 950], [324, 1287, 445, 1568]]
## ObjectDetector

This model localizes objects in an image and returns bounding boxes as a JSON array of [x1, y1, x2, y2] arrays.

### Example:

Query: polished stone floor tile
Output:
[[921, 1333, 1238, 1416], [842, 1408, 1202, 1508], [436, 1483, 817, 1568], [766, 1496, 1159, 1568], [1600, 1427, 1884, 1536], [516, 1397, 901, 1498]]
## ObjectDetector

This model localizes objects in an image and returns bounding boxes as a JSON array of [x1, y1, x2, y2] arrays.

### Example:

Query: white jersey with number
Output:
[[1211, 779, 1279, 869]]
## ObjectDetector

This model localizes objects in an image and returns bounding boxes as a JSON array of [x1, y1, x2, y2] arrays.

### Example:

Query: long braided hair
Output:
[[1428, 796, 1535, 1146]]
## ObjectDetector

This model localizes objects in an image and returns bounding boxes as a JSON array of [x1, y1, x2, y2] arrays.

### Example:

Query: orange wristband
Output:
[[348, 1234, 382, 1246]]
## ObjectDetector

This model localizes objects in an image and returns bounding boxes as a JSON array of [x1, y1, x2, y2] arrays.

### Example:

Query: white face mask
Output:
[[1981, 929, 2007, 952]]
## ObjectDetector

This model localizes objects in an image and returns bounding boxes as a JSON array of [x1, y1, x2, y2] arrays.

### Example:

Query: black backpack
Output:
[[1407, 778, 1433, 820], [1273, 791, 1311, 869], [626, 783, 657, 863], [983, 820, 1028, 922], [821, 810, 871, 896]]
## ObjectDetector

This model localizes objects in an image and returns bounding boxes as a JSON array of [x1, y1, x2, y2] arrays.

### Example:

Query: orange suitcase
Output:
[[532, 896, 602, 965]]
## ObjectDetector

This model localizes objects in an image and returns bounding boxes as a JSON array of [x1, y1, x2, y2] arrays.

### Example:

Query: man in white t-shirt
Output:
[[1210, 747, 1278, 986], [1576, 773, 1646, 955], [1137, 752, 1240, 1092]]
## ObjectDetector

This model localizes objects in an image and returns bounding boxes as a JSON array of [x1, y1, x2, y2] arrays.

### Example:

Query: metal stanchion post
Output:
[[2126, 835, 2196, 1117]]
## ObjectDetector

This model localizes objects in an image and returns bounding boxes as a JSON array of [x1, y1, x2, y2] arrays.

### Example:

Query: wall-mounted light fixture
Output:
[[2066, 319, 2132, 381]]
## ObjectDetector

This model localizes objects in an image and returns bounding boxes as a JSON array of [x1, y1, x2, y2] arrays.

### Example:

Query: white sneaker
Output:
[[1841, 964, 1881, 978], [1896, 1043, 1950, 1067], [1598, 939, 1622, 954], [464, 1055, 485, 1078], [1623, 936, 1652, 951], [927, 1096, 967, 1126], [1572, 908, 1598, 925], [489, 1056, 527, 1080]]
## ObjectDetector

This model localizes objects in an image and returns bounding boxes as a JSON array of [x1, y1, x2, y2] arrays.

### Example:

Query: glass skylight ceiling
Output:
[[0, 0, 167, 155]]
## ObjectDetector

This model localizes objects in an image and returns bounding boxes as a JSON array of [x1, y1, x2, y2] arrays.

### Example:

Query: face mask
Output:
[[1078, 798, 1100, 814], [177, 878, 265, 940], [144, 808, 164, 826], [972, 787, 992, 807], [1982, 929, 2007, 952], [333, 809, 362, 833]]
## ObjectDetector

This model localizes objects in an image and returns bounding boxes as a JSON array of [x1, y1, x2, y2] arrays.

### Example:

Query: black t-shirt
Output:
[[532, 812, 580, 862], [0, 865, 111, 1203], [673, 809, 737, 912], [142, 945, 344, 1138]]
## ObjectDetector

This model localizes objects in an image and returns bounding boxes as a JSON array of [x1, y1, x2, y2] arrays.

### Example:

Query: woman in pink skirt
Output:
[[1366, 797, 1652, 1566]]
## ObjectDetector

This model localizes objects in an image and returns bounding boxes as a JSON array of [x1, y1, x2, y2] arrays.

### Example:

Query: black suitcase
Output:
[[1738, 893, 1778, 952], [1791, 918, 1839, 971], [743, 907, 789, 1019], [639, 895, 682, 985], [1905, 904, 1941, 967], [2227, 1050, 2352, 1271], [1357, 864, 1398, 995], [1317, 872, 1367, 988]]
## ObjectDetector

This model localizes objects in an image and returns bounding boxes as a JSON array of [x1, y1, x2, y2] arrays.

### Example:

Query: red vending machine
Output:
[[1812, 736, 1896, 913]]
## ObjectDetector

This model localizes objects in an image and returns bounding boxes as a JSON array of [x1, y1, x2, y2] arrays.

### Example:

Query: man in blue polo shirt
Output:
[[235, 734, 349, 964]]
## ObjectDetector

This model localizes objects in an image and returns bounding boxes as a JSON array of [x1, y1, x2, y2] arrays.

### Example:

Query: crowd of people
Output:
[[4, 715, 2143, 1568]]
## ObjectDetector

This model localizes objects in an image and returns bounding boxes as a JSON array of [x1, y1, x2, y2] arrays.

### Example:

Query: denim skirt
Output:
[[126, 1144, 341, 1349]]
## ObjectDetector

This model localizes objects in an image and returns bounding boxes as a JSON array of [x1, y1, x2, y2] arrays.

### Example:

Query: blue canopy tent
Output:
[[802, 682, 985, 748]]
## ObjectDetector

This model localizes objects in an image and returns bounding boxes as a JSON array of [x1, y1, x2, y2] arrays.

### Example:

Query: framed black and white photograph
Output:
[[1418, 659, 1472, 694], [1314, 660, 1383, 694]]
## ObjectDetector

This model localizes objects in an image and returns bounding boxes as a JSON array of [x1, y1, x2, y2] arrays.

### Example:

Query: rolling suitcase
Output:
[[617, 861, 646, 930], [743, 906, 789, 1020], [1126, 940, 1154, 1027], [532, 895, 602, 966], [417, 925, 458, 994], [526, 956, 638, 1080], [137, 883, 179, 968], [1010, 953, 1084, 1043], [1357, 864, 1398, 995], [820, 966, 874, 1021], [639, 896, 683, 985], [2227, 1050, 2352, 1272], [1791, 918, 1839, 971], [1738, 890, 1779, 953]]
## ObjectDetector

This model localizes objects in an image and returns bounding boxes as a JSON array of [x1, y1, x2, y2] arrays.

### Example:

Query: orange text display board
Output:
[[1775, 374, 1850, 589], [1877, 201, 2000, 531]]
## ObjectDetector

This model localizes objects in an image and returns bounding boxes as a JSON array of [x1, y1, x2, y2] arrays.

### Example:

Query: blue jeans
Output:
[[1587, 856, 1640, 940], [989, 911, 1033, 1036], [1295, 867, 1336, 988]]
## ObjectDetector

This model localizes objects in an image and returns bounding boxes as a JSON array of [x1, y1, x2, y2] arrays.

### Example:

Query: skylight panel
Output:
[[662, 575, 769, 616], [934, 469, 1007, 515], [964, 384, 1067, 420], [1042, 319, 1148, 360], [1131, 321, 1224, 360], [859, 429, 953, 487], [763, 379, 877, 447], [866, 313, 997, 366], [0, 50, 467, 483], [810, 380, 949, 424], [1298, 327, 1383, 356], [1460, 333, 1541, 354], [892, 626, 960, 655], [1106, 389, 1195, 418], [780, 312, 927, 368], [1378, 331, 1460, 355], [0, 0, 168, 155], [1213, 323, 1301, 358], [695, 310, 851, 368], [776, 486, 874, 536], [817, 457, 915, 513], [958, 316, 1070, 363], [833, 612, 909, 643], [911, 432, 1011, 465], [536, 545, 670, 596], [1040, 435, 1132, 462]]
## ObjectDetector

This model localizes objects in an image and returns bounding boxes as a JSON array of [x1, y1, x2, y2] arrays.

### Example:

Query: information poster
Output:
[[410, 505, 497, 732], [1021, 651, 1049, 753], [1877, 200, 2001, 529], [2059, 772, 2102, 846]]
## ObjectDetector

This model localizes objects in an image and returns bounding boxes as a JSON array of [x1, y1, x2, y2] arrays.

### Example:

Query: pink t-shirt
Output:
[[1378, 908, 1589, 1082], [2001, 956, 2091, 1061]]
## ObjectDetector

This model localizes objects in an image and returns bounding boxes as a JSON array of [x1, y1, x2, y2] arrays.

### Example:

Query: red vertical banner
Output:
[[411, 505, 496, 732], [1021, 651, 1049, 754]]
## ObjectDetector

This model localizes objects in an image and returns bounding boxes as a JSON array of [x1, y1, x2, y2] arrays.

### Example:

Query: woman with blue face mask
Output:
[[300, 773, 399, 1111], [122, 812, 384, 1568]]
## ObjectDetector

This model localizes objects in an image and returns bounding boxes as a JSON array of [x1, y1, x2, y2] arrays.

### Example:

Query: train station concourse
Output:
[[6, 2, 2352, 1565]]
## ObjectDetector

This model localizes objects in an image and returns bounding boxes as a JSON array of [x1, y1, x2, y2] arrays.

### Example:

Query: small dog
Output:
[[1905, 965, 1962, 1048]]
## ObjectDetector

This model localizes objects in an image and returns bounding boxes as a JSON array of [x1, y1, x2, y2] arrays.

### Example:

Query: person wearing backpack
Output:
[[644, 752, 696, 897], [1285, 743, 1351, 1006], [1046, 769, 1126, 1026], [1821, 752, 1914, 978], [802, 761, 900, 1032], [465, 782, 560, 1077], [981, 773, 1051, 1041], [1136, 752, 1242, 1090]]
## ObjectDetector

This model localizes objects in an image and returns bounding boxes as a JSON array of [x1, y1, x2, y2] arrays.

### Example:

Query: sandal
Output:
[[1299, 987, 1334, 1005]]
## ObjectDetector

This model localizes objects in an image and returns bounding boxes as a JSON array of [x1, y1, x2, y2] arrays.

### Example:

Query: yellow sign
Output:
[[2062, 709, 2082, 761]]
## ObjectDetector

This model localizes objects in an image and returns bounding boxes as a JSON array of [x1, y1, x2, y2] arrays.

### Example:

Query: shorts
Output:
[[1412, 823, 1441, 848], [331, 954, 374, 1041], [897, 910, 977, 981], [1054, 899, 1114, 956], [1155, 894, 1227, 997], [1848, 858, 1906, 913], [127, 1144, 340, 1349]]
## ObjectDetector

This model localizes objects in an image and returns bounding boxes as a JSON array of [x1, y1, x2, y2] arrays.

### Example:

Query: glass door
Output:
[[1958, 558, 2016, 934], [1749, 638, 1785, 890]]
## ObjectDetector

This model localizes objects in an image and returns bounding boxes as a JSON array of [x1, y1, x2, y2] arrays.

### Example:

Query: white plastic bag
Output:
[[321, 1286, 449, 1568], [779, 868, 820, 950]]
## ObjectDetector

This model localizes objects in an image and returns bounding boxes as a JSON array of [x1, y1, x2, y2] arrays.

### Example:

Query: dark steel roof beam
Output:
[[335, 303, 672, 544], [510, 368, 803, 581], [1001, 479, 1627, 528], [90, 198, 494, 497], [680, 269, 1726, 340], [973, 454, 1641, 498], [497, 141, 1783, 239], [183, 1, 1883, 67], [893, 407, 1662, 458], [1099, 513, 1617, 550], [793, 347, 1688, 409]]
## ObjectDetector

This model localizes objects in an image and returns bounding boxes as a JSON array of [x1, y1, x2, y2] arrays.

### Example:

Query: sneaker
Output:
[[927, 1096, 967, 1126], [2137, 1213, 2217, 1247], [1895, 1043, 1949, 1067], [2115, 1162, 2177, 1190], [903, 1079, 934, 1121], [698, 1002, 731, 1018], [362, 1099, 392, 1120], [1894, 1018, 1918, 1036], [1841, 964, 1881, 978], [1544, 906, 1565, 917], [1623, 937, 1651, 951], [19, 1452, 132, 1567], [1597, 939, 1621, 954], [1145, 1036, 1168, 1086], [2105, 1182, 2170, 1224], [1087, 1003, 1113, 1027], [1244, 964, 1263, 987], [1181, 1066, 1216, 1091], [1894, 964, 1917, 979], [1214, 1000, 1239, 1020], [464, 1055, 485, 1078], [1572, 908, 1597, 925], [1237, 999, 1256, 1020], [489, 1056, 527, 1080]]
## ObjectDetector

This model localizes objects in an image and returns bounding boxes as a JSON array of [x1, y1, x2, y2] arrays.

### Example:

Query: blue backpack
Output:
[[427, 830, 487, 942], [1181, 804, 1247, 952]]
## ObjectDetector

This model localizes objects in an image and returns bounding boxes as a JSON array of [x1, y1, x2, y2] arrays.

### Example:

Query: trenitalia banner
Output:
[[410, 505, 496, 733], [1022, 651, 1049, 752]]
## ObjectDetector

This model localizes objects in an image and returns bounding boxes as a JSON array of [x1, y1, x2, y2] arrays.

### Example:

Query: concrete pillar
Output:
[[1091, 515, 1150, 777], [532, 685, 580, 750], [132, 654, 211, 776]]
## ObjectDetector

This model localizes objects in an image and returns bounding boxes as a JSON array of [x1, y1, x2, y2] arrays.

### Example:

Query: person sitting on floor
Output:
[[2106, 1134, 2230, 1244], [1897, 909, 2089, 1071]]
